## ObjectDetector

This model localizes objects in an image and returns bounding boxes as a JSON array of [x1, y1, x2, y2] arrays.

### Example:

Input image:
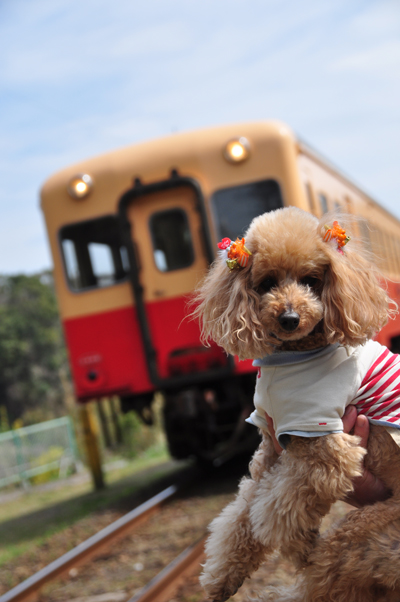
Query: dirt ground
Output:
[[0, 463, 351, 602]]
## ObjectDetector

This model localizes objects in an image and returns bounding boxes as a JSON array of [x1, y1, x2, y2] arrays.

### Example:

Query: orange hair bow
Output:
[[323, 221, 350, 253], [218, 237, 252, 270]]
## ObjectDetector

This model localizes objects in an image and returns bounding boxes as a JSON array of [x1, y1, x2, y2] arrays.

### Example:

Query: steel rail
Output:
[[0, 485, 178, 602], [129, 535, 206, 602]]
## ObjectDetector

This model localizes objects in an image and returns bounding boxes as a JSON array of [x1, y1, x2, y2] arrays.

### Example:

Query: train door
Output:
[[119, 175, 230, 389]]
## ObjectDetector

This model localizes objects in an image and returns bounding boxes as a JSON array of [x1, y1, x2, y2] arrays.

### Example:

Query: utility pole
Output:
[[80, 403, 105, 490]]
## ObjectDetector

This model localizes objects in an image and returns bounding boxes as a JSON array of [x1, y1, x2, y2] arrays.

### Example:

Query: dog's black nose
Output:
[[278, 311, 300, 332]]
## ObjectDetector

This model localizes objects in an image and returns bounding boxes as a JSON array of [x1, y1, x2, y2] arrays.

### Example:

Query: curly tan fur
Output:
[[197, 207, 400, 602], [193, 207, 395, 358]]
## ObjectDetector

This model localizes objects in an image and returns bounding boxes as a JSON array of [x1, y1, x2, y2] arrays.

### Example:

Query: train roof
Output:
[[40, 121, 294, 206], [40, 120, 398, 226]]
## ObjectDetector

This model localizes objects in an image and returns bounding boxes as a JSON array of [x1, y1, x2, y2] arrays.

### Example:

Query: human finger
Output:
[[342, 405, 357, 434], [352, 413, 369, 449], [265, 413, 282, 455]]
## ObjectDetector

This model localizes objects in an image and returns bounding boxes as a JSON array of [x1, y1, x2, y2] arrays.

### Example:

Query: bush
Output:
[[119, 411, 159, 458], [29, 446, 65, 485]]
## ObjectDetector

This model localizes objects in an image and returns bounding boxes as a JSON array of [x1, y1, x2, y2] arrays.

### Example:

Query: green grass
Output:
[[0, 442, 187, 566]]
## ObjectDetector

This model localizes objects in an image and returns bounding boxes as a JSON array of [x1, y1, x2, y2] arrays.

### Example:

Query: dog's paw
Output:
[[200, 572, 240, 602], [304, 433, 366, 500], [329, 433, 366, 499]]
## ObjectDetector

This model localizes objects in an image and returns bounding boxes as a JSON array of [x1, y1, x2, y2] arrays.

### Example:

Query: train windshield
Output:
[[60, 215, 129, 291], [211, 179, 283, 240]]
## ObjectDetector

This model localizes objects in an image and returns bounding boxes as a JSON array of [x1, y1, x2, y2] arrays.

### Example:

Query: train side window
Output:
[[375, 228, 388, 271], [388, 234, 398, 274], [370, 228, 381, 262], [318, 193, 329, 214], [392, 236, 400, 274], [211, 179, 283, 240], [394, 238, 400, 274], [305, 182, 317, 215], [60, 215, 128, 291], [359, 219, 371, 248], [344, 196, 353, 214], [149, 208, 194, 272], [390, 335, 400, 354]]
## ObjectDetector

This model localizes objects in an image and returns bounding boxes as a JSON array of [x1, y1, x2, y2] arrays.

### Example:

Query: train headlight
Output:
[[67, 174, 93, 199], [223, 137, 250, 164]]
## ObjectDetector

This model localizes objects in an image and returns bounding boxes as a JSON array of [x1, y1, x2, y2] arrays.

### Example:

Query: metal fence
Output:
[[0, 417, 79, 489]]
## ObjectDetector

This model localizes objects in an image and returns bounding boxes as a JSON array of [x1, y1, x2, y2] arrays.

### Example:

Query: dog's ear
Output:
[[192, 255, 270, 359], [322, 245, 395, 345]]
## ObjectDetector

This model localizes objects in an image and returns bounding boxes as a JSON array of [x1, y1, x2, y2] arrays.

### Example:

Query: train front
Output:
[[40, 122, 301, 463]]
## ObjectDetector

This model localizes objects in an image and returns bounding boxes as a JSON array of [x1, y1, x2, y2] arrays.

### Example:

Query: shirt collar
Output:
[[253, 343, 340, 367]]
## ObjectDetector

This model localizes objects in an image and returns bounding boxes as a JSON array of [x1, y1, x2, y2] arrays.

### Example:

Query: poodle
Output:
[[194, 206, 400, 602]]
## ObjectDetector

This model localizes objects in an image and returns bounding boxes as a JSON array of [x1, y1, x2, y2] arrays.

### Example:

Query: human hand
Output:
[[264, 406, 391, 507], [341, 405, 391, 507]]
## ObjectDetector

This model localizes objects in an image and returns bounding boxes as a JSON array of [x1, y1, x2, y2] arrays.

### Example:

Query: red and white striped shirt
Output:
[[353, 345, 400, 428]]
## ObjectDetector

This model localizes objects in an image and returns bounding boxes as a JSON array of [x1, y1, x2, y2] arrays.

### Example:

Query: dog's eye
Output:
[[257, 276, 278, 294], [300, 276, 319, 289]]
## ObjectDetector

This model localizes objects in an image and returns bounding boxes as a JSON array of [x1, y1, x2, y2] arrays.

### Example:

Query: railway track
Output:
[[0, 485, 181, 602], [0, 462, 243, 602], [130, 536, 206, 602]]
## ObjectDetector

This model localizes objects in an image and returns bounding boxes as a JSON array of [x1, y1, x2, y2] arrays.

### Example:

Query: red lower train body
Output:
[[64, 294, 258, 462]]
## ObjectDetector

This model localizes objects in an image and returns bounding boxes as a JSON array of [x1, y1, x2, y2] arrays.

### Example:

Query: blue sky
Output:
[[1, 0, 399, 274]]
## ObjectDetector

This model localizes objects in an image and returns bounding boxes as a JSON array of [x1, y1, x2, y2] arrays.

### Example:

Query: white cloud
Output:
[[330, 40, 400, 74], [349, 0, 400, 40]]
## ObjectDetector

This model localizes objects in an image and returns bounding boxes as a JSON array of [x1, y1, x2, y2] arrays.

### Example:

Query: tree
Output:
[[0, 272, 68, 425]]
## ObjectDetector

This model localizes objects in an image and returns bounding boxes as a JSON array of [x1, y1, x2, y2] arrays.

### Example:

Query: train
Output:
[[40, 121, 400, 463]]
